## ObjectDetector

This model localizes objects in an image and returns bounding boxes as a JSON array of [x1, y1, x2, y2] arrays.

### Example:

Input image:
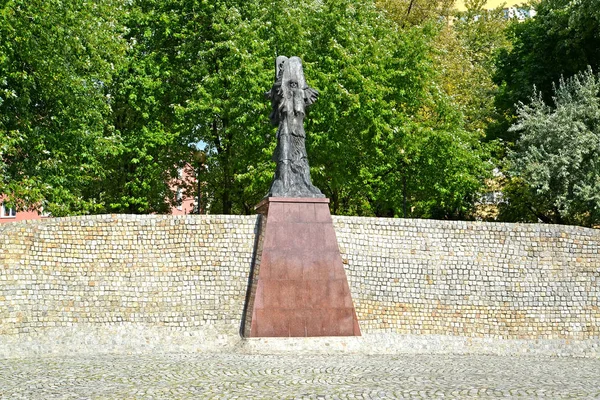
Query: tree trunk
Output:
[[402, 0, 416, 28], [403, 173, 407, 218]]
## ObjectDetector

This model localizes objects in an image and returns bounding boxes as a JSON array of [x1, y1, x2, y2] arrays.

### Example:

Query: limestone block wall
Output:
[[1, 214, 599, 356], [0, 214, 257, 340], [334, 217, 600, 340]]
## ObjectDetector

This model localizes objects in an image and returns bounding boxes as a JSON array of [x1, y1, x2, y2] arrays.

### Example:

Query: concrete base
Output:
[[3, 328, 600, 358], [244, 197, 360, 337]]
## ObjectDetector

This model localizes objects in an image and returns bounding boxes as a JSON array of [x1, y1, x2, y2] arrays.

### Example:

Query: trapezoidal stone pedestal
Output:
[[244, 197, 361, 337]]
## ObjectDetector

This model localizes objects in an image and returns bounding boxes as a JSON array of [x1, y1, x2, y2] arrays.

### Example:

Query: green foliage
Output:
[[266, 0, 490, 217], [0, 0, 126, 215], [102, 2, 190, 213], [503, 68, 600, 226], [132, 0, 491, 217], [1, 0, 492, 219], [376, 0, 455, 27], [443, 0, 511, 135], [165, 0, 274, 214], [492, 0, 600, 143]]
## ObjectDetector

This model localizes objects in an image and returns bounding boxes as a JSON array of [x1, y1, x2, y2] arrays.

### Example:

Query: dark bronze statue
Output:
[[265, 56, 324, 198]]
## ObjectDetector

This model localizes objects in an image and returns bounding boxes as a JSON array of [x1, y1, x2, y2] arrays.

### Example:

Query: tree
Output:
[[1, 0, 492, 218], [167, 0, 274, 214], [502, 67, 600, 226], [102, 2, 193, 214], [0, 0, 127, 216], [285, 0, 490, 218], [139, 0, 491, 217], [437, 0, 510, 136], [492, 0, 600, 144], [429, 1, 513, 219], [376, 0, 455, 27]]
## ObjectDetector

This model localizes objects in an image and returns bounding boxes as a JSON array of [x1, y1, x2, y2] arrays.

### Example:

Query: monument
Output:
[[243, 56, 361, 337], [264, 56, 323, 198]]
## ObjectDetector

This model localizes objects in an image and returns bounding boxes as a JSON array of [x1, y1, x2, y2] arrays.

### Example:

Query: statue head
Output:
[[267, 55, 318, 121], [282, 56, 308, 91]]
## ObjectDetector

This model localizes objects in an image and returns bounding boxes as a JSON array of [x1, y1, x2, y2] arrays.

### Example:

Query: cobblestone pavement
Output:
[[1, 353, 599, 399]]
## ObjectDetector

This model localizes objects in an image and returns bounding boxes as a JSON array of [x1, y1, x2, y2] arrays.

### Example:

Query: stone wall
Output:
[[0, 214, 257, 356], [334, 217, 600, 341], [1, 214, 599, 357]]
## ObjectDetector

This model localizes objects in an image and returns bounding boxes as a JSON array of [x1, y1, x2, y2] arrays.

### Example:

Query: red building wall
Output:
[[1, 163, 202, 223]]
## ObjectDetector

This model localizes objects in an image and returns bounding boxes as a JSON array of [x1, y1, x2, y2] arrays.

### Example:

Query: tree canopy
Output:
[[502, 68, 600, 227], [0, 0, 127, 216], [492, 0, 600, 143], [2, 0, 502, 220]]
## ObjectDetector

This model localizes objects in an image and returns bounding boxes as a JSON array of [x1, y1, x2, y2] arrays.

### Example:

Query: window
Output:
[[176, 188, 183, 211], [40, 202, 51, 217], [1, 203, 16, 218], [480, 191, 504, 205]]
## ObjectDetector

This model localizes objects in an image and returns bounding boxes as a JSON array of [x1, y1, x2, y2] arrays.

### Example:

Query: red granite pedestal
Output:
[[244, 197, 361, 337]]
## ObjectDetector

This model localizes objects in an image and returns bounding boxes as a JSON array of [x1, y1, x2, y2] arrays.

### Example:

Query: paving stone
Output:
[[1, 353, 600, 399]]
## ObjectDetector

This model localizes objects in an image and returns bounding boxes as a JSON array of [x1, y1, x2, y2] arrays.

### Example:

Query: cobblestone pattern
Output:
[[0, 214, 258, 338], [333, 217, 600, 341], [1, 353, 600, 399], [1, 215, 600, 356]]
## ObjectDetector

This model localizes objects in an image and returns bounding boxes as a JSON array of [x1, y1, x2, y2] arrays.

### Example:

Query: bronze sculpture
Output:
[[265, 56, 324, 198]]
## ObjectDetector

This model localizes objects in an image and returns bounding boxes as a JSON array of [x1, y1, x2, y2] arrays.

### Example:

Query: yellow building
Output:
[[454, 0, 522, 10]]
